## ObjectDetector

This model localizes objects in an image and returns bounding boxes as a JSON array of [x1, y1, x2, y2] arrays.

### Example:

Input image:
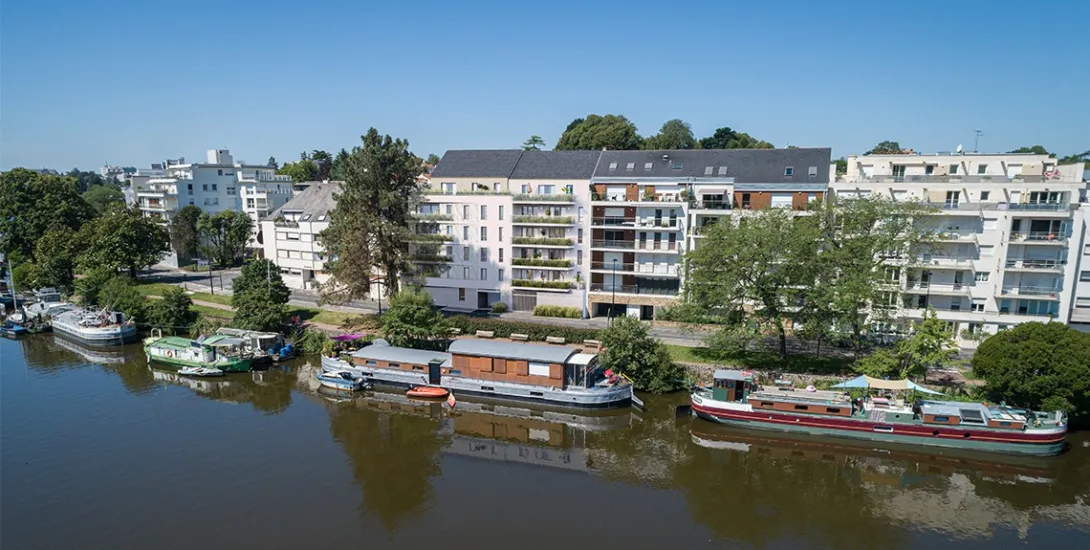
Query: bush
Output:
[[600, 316, 686, 394], [146, 287, 197, 334], [511, 258, 572, 268], [295, 327, 331, 355], [511, 237, 572, 246], [98, 276, 148, 322], [533, 305, 582, 319], [446, 316, 600, 343], [490, 302, 508, 314], [511, 279, 572, 290]]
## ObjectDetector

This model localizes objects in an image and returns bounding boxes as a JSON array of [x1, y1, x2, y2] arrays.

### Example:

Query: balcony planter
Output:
[[511, 258, 572, 268], [511, 279, 572, 290], [408, 234, 453, 242], [512, 215, 573, 224], [512, 237, 573, 246]]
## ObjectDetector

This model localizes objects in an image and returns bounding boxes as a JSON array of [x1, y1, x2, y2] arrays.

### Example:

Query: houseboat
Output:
[[320, 338, 635, 408], [690, 371, 1067, 456], [144, 330, 253, 372], [51, 307, 137, 346], [214, 327, 293, 365]]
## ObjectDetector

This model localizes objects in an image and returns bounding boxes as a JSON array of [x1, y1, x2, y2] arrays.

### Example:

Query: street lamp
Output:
[[610, 258, 618, 325]]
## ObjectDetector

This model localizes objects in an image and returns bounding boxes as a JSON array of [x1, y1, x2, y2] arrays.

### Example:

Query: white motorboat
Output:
[[317, 369, 371, 391], [178, 366, 225, 377]]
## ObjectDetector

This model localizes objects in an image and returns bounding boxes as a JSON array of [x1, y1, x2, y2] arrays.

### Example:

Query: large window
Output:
[[528, 362, 550, 377]]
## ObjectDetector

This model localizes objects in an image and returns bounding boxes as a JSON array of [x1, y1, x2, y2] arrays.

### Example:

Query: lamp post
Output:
[[610, 258, 618, 325]]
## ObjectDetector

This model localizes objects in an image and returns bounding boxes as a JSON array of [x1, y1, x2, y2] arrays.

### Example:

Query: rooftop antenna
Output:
[[956, 144, 963, 154], [973, 130, 984, 152]]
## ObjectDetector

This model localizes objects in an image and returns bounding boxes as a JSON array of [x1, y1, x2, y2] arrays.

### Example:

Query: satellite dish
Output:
[[956, 144, 963, 154]]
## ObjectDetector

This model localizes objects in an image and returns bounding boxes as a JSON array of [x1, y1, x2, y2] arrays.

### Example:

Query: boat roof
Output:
[[216, 327, 280, 339], [714, 369, 753, 381], [201, 334, 246, 346], [351, 342, 452, 367], [447, 339, 579, 364], [568, 353, 597, 366], [152, 336, 201, 350]]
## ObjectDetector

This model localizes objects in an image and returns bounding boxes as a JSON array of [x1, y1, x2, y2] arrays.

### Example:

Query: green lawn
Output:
[[134, 282, 183, 297], [666, 344, 855, 375], [191, 304, 233, 321]]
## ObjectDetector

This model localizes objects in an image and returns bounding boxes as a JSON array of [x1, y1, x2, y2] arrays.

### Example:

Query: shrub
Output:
[[490, 302, 508, 314], [511, 237, 572, 246], [511, 279, 572, 290], [446, 316, 599, 343], [296, 327, 331, 355], [511, 258, 572, 268], [533, 305, 582, 319], [600, 316, 686, 394], [512, 215, 574, 224], [98, 276, 148, 322]]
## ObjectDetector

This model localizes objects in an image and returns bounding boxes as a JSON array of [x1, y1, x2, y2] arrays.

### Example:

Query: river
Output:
[[2, 334, 1089, 549]]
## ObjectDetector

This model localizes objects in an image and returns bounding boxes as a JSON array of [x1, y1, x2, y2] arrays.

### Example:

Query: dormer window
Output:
[[784, 167, 794, 176]]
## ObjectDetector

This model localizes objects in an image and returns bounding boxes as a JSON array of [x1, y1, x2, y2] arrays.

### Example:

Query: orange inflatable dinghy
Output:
[[406, 386, 449, 398]]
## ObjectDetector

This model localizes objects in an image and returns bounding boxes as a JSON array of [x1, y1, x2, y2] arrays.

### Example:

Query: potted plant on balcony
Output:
[[642, 189, 655, 202]]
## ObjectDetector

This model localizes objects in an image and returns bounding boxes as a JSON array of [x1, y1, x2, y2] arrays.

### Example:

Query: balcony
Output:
[[933, 232, 978, 243], [998, 286, 1061, 300], [1007, 232, 1067, 245], [1004, 259, 1064, 272], [239, 172, 292, 183], [1006, 202, 1071, 211], [690, 201, 732, 211], [412, 254, 453, 263], [925, 202, 982, 215], [511, 258, 573, 269], [918, 254, 975, 268], [590, 217, 684, 230], [510, 279, 573, 292], [590, 262, 680, 277], [273, 219, 299, 228], [588, 283, 679, 297], [412, 213, 453, 222], [511, 237, 573, 247], [407, 233, 453, 243], [512, 194, 574, 203], [512, 215, 573, 225], [860, 174, 1050, 184], [903, 282, 971, 296], [591, 194, 686, 205], [591, 239, 680, 253]]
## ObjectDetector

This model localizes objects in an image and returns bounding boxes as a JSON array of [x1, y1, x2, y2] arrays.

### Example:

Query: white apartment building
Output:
[[260, 183, 339, 290], [128, 149, 294, 264], [832, 152, 1089, 345]]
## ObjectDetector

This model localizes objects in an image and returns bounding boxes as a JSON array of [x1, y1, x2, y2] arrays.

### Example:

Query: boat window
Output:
[[873, 426, 894, 433], [412, 366, 424, 371], [481, 386, 494, 392], [388, 363, 400, 369], [999, 421, 1011, 427], [530, 391, 543, 397], [760, 401, 774, 408], [827, 408, 841, 414], [934, 416, 949, 422], [365, 360, 376, 366], [794, 404, 808, 411]]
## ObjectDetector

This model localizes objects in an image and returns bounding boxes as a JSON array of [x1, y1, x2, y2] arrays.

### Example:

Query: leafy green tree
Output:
[[697, 127, 774, 149], [197, 210, 253, 266], [852, 348, 901, 379], [643, 119, 697, 150], [146, 287, 197, 334], [311, 150, 333, 181], [77, 206, 170, 278], [685, 207, 817, 358], [381, 287, 448, 349], [320, 128, 423, 303], [267, 156, 278, 169], [65, 169, 109, 192], [81, 184, 125, 213], [1008, 145, 1050, 155], [11, 262, 40, 292], [75, 267, 116, 306], [522, 135, 546, 151], [97, 276, 148, 322], [852, 308, 956, 380], [169, 205, 203, 262], [972, 322, 1090, 423], [278, 159, 318, 183], [554, 114, 642, 150], [331, 148, 351, 180], [599, 315, 685, 394], [1058, 149, 1089, 168], [833, 157, 848, 175], [231, 259, 290, 331], [425, 153, 441, 165], [0, 168, 95, 258], [33, 227, 78, 290], [866, 141, 903, 154]]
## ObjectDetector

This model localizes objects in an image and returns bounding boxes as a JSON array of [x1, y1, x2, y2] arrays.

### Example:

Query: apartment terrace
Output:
[[1003, 258, 1065, 272], [1006, 232, 1068, 245], [903, 282, 972, 296], [588, 283, 679, 297], [997, 286, 1062, 300], [589, 261, 680, 277], [590, 239, 681, 253], [512, 194, 574, 204]]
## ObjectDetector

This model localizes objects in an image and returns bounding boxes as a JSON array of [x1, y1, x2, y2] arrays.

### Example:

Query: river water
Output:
[[2, 334, 1089, 549]]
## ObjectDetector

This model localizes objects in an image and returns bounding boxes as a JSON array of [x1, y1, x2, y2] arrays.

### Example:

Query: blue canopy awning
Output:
[[832, 375, 944, 395]]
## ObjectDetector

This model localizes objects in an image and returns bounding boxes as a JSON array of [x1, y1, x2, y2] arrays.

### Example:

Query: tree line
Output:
[[518, 115, 775, 152]]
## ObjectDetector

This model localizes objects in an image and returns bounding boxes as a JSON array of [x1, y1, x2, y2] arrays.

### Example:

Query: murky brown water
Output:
[[3, 334, 1089, 549]]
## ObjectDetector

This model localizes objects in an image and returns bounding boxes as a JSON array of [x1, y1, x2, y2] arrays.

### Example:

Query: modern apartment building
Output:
[[127, 149, 295, 264], [260, 182, 339, 290], [831, 152, 1090, 345]]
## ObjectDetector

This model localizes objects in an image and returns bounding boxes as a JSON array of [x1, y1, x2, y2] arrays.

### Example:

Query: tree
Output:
[[331, 148, 350, 180], [425, 153, 441, 165], [75, 267, 116, 306], [11, 262, 40, 292], [146, 287, 197, 334], [196, 210, 253, 266], [311, 150, 333, 181], [170, 205, 202, 262], [685, 208, 817, 358], [698, 127, 774, 149], [278, 159, 318, 183], [231, 259, 290, 331], [82, 184, 125, 213], [866, 141, 903, 154], [1008, 145, 1050, 155], [33, 227, 78, 290], [833, 157, 847, 175], [522, 135, 546, 151], [381, 287, 448, 349], [852, 308, 956, 380], [77, 206, 170, 278], [1058, 149, 1090, 168], [972, 322, 1090, 423], [232, 258, 290, 302], [554, 114, 642, 150], [65, 169, 109, 192], [643, 119, 697, 150], [0, 168, 95, 258], [320, 128, 424, 303], [97, 276, 148, 322], [599, 315, 685, 394], [267, 156, 278, 169]]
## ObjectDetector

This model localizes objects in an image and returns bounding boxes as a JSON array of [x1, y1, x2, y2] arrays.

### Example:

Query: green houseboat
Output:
[[144, 330, 253, 372]]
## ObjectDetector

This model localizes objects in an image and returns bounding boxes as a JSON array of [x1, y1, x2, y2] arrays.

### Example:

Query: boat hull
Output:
[[691, 398, 1066, 457], [52, 322, 138, 346], [145, 349, 252, 372], [321, 356, 632, 409]]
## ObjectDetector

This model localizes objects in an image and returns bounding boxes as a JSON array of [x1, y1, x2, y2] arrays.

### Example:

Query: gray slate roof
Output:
[[351, 344, 452, 367], [593, 148, 832, 183], [270, 182, 340, 219], [509, 150, 603, 180], [448, 339, 578, 364], [431, 150, 524, 178]]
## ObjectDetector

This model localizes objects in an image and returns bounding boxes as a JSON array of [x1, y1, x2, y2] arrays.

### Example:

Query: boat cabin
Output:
[[215, 327, 285, 355], [712, 370, 755, 402], [921, 402, 1027, 430], [197, 334, 249, 358]]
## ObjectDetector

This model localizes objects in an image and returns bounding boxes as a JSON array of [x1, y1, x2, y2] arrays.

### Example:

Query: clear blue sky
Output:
[[2, 0, 1087, 171]]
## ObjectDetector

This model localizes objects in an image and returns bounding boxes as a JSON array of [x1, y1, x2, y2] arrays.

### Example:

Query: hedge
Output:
[[533, 305, 582, 319], [512, 237, 573, 246], [447, 316, 600, 343], [511, 258, 572, 268], [490, 301, 508, 314], [511, 279, 572, 290], [512, 215, 573, 224]]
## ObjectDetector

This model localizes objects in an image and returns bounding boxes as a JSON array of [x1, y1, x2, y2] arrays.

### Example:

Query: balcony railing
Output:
[[1008, 232, 1067, 244], [512, 215, 573, 224], [1006, 202, 1071, 211], [590, 217, 683, 229], [592, 194, 685, 204], [904, 282, 970, 294], [919, 255, 974, 265], [926, 201, 981, 212], [512, 194, 574, 202], [511, 237, 573, 246], [588, 283, 679, 296], [692, 201, 732, 210], [591, 239, 680, 251], [412, 213, 453, 221], [412, 254, 453, 263], [510, 279, 573, 290], [933, 232, 977, 243], [407, 233, 453, 242], [590, 262, 679, 276], [860, 174, 1052, 184], [273, 219, 299, 227], [998, 286, 1061, 298], [1004, 259, 1064, 270], [511, 258, 573, 268]]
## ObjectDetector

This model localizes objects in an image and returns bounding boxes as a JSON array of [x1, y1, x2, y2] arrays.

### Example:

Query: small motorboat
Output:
[[317, 370, 370, 391], [178, 366, 225, 377], [0, 320, 30, 338], [406, 386, 449, 399]]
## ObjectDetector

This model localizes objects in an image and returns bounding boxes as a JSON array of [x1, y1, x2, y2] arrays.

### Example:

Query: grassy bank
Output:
[[666, 345, 854, 375]]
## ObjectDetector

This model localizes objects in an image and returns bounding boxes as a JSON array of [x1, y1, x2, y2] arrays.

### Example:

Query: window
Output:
[[934, 416, 950, 422], [625, 163, 635, 171], [445, 245, 453, 257], [463, 247, 470, 261], [227, 187, 235, 195], [480, 268, 487, 280], [760, 401, 774, 408], [445, 225, 452, 235], [480, 248, 489, 262], [202, 184, 208, 191], [578, 228, 584, 244], [540, 185, 555, 194], [827, 408, 841, 414], [463, 267, 469, 279], [565, 184, 573, 195], [577, 250, 583, 264], [644, 162, 653, 171], [317, 214, 327, 221], [980, 191, 990, 201], [463, 226, 469, 240], [608, 162, 618, 172], [499, 205, 504, 220], [784, 167, 794, 176], [498, 269, 504, 281], [463, 205, 469, 219], [277, 250, 288, 258], [480, 227, 487, 241], [498, 248, 503, 262], [1081, 271, 1090, 282], [975, 272, 989, 282], [212, 184, 217, 191], [704, 166, 714, 176], [493, 183, 500, 193], [671, 162, 682, 170], [528, 362, 550, 377], [794, 404, 808, 411], [949, 164, 959, 175], [187, 183, 193, 193], [301, 214, 311, 221], [717, 166, 727, 176], [979, 245, 994, 257], [217, 169, 223, 176], [286, 232, 300, 241], [977, 164, 988, 174], [498, 227, 504, 241], [458, 288, 466, 301], [925, 164, 935, 175], [480, 205, 487, 220], [808, 166, 818, 177]]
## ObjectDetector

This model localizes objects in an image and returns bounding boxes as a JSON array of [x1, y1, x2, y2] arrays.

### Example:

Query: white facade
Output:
[[260, 183, 337, 290], [832, 152, 1089, 345]]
